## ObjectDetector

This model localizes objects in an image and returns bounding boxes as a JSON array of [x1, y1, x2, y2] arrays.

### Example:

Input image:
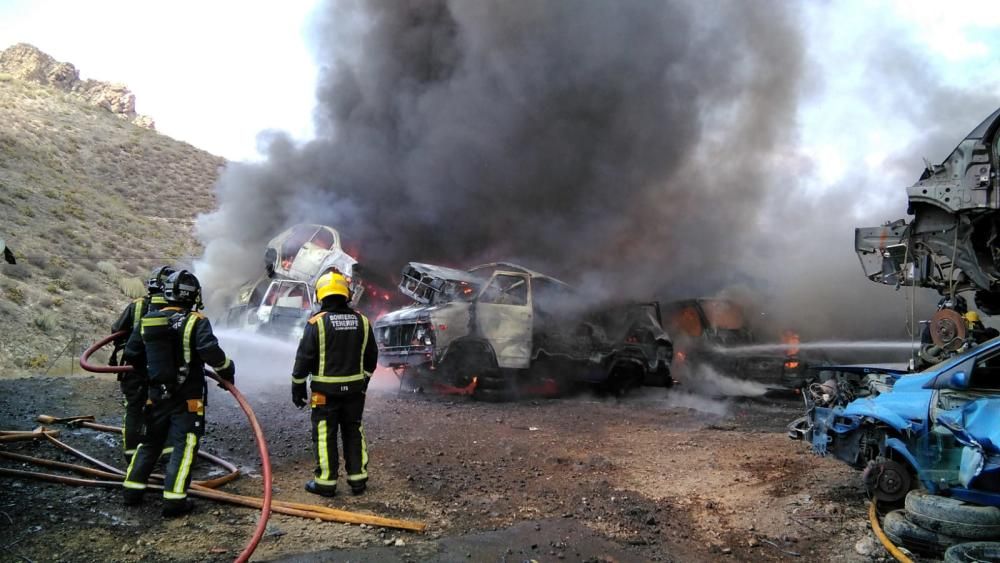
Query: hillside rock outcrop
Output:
[[0, 42, 155, 129]]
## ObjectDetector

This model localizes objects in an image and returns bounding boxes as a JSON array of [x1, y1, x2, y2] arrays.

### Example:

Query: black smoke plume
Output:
[[196, 0, 805, 312]]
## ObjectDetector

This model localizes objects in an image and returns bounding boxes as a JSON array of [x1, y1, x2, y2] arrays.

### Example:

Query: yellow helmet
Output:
[[965, 311, 981, 323], [315, 271, 350, 301]]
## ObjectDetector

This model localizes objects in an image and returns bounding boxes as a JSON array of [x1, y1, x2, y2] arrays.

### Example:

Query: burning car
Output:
[[790, 337, 1000, 505], [374, 261, 673, 399], [661, 299, 810, 389], [219, 224, 363, 339]]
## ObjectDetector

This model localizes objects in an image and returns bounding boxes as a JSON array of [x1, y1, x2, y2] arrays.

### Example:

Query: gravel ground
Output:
[[0, 370, 898, 562]]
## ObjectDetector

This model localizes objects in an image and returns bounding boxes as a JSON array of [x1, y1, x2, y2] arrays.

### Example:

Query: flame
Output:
[[782, 330, 800, 357]]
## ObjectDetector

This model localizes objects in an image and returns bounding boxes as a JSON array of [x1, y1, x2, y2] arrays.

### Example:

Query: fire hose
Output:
[[79, 330, 272, 563], [0, 450, 425, 530], [869, 500, 914, 563]]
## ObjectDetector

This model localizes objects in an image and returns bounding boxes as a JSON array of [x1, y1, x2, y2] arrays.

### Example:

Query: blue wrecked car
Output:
[[789, 338, 1000, 505]]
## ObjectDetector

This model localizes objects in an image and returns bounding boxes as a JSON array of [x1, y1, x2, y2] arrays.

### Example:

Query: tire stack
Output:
[[881, 489, 1000, 560]]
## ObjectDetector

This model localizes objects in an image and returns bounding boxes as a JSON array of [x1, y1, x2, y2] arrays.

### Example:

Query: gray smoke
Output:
[[743, 27, 1000, 344], [196, 0, 804, 311], [195, 0, 998, 345]]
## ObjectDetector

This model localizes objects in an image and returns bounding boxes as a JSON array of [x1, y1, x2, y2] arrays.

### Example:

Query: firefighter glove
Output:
[[292, 382, 308, 409], [215, 359, 236, 388]]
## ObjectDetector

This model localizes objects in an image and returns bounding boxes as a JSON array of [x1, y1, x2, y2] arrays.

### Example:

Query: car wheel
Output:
[[906, 489, 1000, 540], [944, 541, 1000, 563], [883, 509, 962, 556], [475, 374, 507, 390], [863, 458, 912, 502]]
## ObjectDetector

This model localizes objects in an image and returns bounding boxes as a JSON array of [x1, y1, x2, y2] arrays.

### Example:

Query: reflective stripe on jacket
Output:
[[123, 307, 231, 400], [292, 303, 378, 396]]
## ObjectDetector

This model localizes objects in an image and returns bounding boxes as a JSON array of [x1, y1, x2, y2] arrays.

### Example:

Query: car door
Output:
[[475, 271, 532, 369], [930, 349, 1000, 487]]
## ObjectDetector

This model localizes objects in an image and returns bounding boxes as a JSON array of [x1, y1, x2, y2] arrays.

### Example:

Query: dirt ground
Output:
[[0, 368, 901, 563]]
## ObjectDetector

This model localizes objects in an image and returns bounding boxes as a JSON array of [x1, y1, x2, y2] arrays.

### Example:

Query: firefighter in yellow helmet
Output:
[[291, 271, 378, 497], [965, 311, 1000, 344]]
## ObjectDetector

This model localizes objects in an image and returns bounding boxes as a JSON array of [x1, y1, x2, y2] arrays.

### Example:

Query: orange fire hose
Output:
[[80, 330, 272, 563], [869, 500, 914, 563], [36, 416, 241, 488], [0, 454, 425, 531]]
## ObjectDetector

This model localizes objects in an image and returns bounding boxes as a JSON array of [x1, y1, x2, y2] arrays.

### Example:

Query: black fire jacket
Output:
[[123, 306, 233, 401], [292, 302, 378, 396], [112, 294, 168, 347]]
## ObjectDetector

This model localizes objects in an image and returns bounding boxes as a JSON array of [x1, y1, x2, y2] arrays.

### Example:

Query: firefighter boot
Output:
[[162, 499, 194, 518], [350, 482, 367, 496], [305, 480, 337, 498]]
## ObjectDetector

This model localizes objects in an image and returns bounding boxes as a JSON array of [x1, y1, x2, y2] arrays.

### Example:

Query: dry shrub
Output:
[[33, 312, 57, 333], [2, 264, 30, 280], [71, 270, 101, 291], [43, 259, 66, 279], [117, 276, 145, 298], [96, 260, 117, 277], [0, 298, 17, 317], [24, 354, 49, 371], [4, 286, 24, 305], [26, 253, 49, 269]]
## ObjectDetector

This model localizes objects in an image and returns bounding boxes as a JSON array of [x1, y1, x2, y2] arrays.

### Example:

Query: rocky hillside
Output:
[[0, 43, 224, 374], [0, 43, 155, 129]]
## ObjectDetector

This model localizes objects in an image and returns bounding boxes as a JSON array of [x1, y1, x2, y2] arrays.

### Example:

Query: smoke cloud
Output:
[[196, 0, 804, 311], [195, 0, 999, 345]]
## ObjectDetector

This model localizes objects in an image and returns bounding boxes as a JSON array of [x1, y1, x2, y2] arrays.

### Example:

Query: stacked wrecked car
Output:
[[792, 106, 1000, 557], [219, 224, 362, 340]]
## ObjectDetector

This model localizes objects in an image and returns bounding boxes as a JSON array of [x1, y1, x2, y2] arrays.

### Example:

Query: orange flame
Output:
[[782, 330, 800, 357]]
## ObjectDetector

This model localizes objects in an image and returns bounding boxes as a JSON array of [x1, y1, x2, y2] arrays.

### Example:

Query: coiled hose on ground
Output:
[[80, 331, 272, 563]]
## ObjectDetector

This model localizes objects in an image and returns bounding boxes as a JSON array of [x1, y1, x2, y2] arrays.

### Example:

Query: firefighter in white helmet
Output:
[[291, 271, 378, 497]]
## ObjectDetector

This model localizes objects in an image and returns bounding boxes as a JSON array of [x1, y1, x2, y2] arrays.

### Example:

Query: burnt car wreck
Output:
[[219, 224, 363, 340], [375, 262, 673, 400], [663, 298, 815, 391]]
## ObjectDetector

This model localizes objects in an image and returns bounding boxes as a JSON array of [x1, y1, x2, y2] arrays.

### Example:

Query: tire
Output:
[[475, 375, 507, 391], [906, 489, 1000, 540], [882, 509, 962, 556], [944, 541, 1000, 563]]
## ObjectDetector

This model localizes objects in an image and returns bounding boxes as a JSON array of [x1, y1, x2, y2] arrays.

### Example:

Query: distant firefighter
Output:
[[291, 271, 378, 498]]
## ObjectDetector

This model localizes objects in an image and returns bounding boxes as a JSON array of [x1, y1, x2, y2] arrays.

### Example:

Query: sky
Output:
[[1, 0, 999, 173], [0, 0, 318, 161]]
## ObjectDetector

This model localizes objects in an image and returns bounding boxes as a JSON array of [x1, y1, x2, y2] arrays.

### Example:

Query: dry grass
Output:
[[0, 76, 224, 373]]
